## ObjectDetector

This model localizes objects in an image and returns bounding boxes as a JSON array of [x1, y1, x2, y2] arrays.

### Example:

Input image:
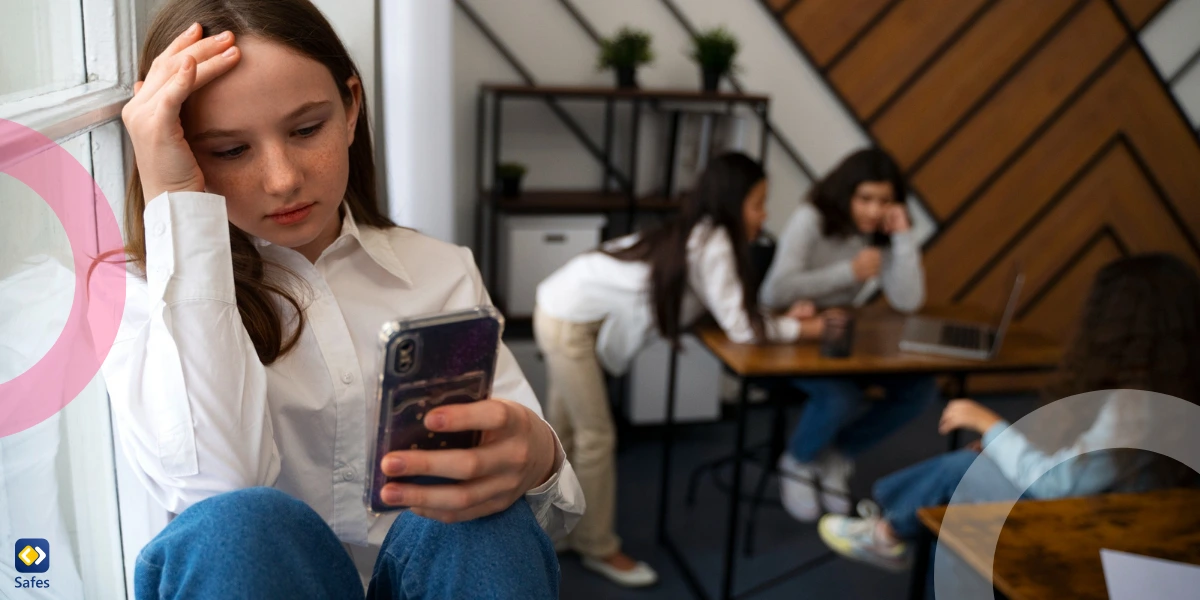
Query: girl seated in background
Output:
[[819, 253, 1200, 572], [534, 153, 824, 587], [759, 148, 936, 522]]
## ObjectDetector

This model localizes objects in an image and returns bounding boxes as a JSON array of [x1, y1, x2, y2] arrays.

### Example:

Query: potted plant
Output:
[[495, 162, 527, 197], [598, 27, 654, 89], [691, 27, 739, 93]]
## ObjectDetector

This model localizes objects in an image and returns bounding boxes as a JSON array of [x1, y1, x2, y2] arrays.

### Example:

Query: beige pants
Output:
[[533, 308, 620, 559]]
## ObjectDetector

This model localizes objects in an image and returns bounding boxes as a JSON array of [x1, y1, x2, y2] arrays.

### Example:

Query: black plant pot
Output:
[[615, 66, 638, 89], [701, 66, 723, 92], [497, 175, 523, 198]]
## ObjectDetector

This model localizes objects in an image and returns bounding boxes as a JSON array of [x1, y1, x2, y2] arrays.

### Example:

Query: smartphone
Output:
[[364, 306, 504, 514]]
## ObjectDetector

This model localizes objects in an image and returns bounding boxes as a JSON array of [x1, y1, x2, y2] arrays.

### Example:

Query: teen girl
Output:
[[102, 1, 582, 597], [759, 148, 936, 522], [818, 254, 1200, 579], [534, 153, 824, 587]]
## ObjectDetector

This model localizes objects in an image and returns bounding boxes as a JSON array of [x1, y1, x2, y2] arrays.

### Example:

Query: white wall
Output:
[[452, 0, 935, 250], [1141, 0, 1200, 128]]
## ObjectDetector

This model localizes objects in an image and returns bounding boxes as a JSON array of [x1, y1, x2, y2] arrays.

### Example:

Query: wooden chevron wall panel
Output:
[[765, 0, 1200, 391]]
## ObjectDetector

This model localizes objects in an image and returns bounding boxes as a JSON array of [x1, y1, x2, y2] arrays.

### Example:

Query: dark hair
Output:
[[811, 148, 906, 239], [606, 153, 766, 345], [118, 0, 394, 364], [1046, 253, 1200, 488]]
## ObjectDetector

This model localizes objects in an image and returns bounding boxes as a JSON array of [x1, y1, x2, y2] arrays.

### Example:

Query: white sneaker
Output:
[[818, 501, 911, 573], [777, 453, 820, 522], [581, 556, 659, 587], [818, 451, 855, 515]]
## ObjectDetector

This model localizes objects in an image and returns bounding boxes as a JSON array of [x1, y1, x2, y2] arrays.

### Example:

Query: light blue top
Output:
[[982, 394, 1159, 499]]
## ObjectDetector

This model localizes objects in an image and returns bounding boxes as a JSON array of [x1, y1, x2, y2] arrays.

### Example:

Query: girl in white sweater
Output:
[[535, 153, 822, 587]]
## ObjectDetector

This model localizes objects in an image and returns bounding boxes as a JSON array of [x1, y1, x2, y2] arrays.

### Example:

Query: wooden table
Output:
[[917, 489, 1200, 599], [656, 306, 1062, 600]]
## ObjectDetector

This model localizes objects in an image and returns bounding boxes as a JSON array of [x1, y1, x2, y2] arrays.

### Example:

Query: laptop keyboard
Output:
[[940, 324, 983, 349]]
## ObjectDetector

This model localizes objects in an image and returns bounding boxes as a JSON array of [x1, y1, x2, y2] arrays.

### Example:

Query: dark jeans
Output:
[[134, 487, 559, 600], [788, 375, 939, 462], [874, 449, 1021, 539]]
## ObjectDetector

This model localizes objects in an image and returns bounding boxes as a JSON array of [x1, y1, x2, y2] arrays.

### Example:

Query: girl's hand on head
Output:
[[938, 399, 1002, 436], [786, 300, 817, 321], [122, 23, 242, 202], [852, 247, 882, 281], [883, 205, 911, 234], [377, 399, 559, 523]]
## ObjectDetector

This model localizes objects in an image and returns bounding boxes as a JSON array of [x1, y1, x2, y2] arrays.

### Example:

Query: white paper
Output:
[[1101, 549, 1200, 600]]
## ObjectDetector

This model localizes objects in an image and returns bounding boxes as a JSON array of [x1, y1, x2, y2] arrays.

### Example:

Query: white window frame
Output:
[[1, 1, 171, 598]]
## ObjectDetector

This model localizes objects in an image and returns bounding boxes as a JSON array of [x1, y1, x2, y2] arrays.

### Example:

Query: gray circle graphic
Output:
[[930, 390, 1200, 598]]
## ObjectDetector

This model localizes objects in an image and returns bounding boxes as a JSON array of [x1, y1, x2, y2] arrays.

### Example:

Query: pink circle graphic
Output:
[[0, 118, 126, 438]]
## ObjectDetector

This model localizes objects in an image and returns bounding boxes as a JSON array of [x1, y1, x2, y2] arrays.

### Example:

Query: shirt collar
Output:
[[250, 203, 413, 286]]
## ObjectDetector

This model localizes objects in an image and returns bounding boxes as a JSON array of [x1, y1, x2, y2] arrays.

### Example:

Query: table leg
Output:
[[657, 346, 681, 544], [908, 526, 933, 600], [946, 373, 969, 451], [719, 378, 750, 600]]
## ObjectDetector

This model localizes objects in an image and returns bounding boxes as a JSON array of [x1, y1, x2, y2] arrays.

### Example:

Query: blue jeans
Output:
[[134, 487, 559, 600], [787, 375, 938, 463], [874, 449, 1021, 539]]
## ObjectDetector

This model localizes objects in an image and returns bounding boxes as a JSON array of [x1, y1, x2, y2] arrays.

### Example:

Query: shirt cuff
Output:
[[982, 420, 1010, 447], [771, 314, 802, 343], [143, 191, 236, 305], [523, 424, 584, 540]]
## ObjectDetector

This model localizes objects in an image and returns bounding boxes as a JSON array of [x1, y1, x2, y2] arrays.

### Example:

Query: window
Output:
[[1, 1, 164, 598]]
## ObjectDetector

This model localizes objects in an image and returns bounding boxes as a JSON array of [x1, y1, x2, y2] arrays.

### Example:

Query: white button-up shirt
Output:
[[102, 192, 583, 551], [536, 221, 802, 375]]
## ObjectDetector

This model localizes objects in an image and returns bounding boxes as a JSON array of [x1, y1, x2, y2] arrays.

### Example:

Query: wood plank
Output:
[[1113, 58, 1200, 238], [924, 49, 1200, 304], [920, 489, 1200, 600], [912, 0, 1127, 219], [871, 0, 1078, 168], [956, 145, 1200, 313], [783, 0, 894, 67], [1114, 0, 1171, 28], [1015, 236, 1124, 342], [922, 52, 1132, 303], [829, 0, 990, 119]]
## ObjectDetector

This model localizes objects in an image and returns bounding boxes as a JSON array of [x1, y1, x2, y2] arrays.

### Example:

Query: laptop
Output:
[[899, 267, 1025, 360]]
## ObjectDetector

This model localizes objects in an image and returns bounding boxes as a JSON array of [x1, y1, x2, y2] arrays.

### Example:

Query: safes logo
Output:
[[14, 539, 48, 574], [13, 539, 50, 590]]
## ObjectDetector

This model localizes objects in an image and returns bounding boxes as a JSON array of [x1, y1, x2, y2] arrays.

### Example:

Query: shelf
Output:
[[480, 83, 769, 105], [484, 190, 681, 214]]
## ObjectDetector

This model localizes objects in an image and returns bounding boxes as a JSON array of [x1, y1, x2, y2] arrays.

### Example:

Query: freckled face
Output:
[[182, 36, 361, 259]]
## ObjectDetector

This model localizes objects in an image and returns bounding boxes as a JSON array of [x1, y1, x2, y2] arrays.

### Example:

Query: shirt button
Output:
[[343, 468, 356, 482], [341, 371, 354, 384], [153, 222, 166, 236]]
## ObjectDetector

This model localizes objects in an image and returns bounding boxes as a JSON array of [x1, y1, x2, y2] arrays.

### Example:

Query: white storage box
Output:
[[627, 334, 722, 424], [500, 215, 606, 318]]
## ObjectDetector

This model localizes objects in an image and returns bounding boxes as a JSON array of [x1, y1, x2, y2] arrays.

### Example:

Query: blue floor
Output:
[[557, 392, 1040, 599]]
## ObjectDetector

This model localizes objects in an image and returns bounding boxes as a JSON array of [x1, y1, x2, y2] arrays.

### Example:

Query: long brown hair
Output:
[[1044, 253, 1200, 488], [811, 148, 906, 240], [606, 153, 766, 345], [122, 0, 394, 364]]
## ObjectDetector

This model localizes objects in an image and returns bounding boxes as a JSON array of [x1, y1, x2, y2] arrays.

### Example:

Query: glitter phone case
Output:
[[365, 306, 504, 514]]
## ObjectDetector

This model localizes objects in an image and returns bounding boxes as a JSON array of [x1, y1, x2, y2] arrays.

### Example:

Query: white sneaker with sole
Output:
[[777, 453, 820, 522], [818, 501, 911, 573], [581, 557, 659, 588], [818, 451, 855, 515]]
